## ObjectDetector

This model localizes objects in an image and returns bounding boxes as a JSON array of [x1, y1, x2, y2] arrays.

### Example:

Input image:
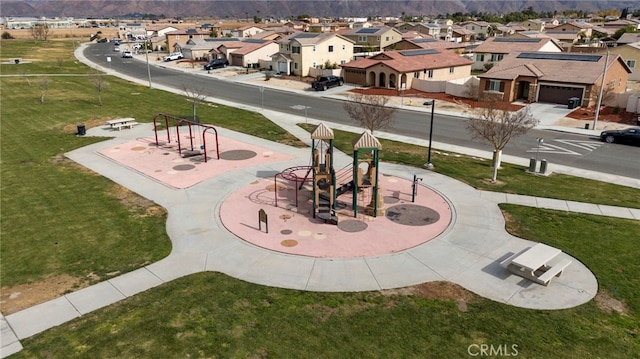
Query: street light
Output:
[[423, 100, 435, 170], [144, 41, 152, 88]]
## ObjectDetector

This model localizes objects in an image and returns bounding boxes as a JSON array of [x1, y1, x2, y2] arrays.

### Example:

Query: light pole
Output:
[[535, 137, 544, 162], [423, 100, 435, 170], [144, 41, 152, 88]]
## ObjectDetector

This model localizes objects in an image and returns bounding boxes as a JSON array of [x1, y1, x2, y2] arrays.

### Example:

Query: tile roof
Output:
[[473, 37, 559, 53], [479, 52, 628, 85], [342, 49, 472, 72]]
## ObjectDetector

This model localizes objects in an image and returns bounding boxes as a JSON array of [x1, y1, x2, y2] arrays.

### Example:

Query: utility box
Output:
[[567, 97, 580, 109]]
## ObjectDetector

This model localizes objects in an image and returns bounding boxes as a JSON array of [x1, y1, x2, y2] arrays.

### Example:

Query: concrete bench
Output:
[[537, 258, 572, 286], [500, 247, 530, 268]]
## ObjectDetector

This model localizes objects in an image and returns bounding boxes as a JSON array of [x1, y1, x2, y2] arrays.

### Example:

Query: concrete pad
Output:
[[366, 253, 443, 289], [479, 191, 507, 204], [535, 197, 569, 211], [108, 268, 165, 297], [232, 252, 316, 290], [629, 208, 640, 220], [598, 205, 635, 219], [145, 252, 207, 282], [6, 297, 80, 339], [1, 314, 23, 358], [306, 259, 380, 292], [566, 201, 603, 216], [406, 239, 483, 280], [442, 223, 511, 256], [505, 193, 538, 207], [64, 281, 126, 315]]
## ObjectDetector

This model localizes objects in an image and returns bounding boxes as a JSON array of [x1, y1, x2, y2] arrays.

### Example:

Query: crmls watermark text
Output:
[[468, 344, 519, 357]]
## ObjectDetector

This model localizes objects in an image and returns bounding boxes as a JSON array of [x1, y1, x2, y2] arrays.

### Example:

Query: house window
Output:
[[294, 62, 299, 69], [488, 80, 502, 92], [490, 54, 504, 61], [450, 67, 455, 74], [627, 60, 636, 68], [328, 45, 334, 52], [477, 54, 485, 61], [358, 36, 367, 42], [428, 70, 434, 78], [342, 44, 346, 50], [385, 36, 389, 41], [176, 35, 180, 39], [414, 71, 420, 78], [340, 60, 346, 64], [312, 62, 316, 67], [286, 45, 290, 51], [313, 46, 316, 52], [292, 46, 300, 54]]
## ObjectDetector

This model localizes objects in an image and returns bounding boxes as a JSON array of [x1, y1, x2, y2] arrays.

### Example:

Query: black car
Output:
[[204, 58, 228, 70], [599, 127, 640, 145]]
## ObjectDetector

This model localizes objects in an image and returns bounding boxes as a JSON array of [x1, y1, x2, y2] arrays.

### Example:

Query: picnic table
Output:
[[105, 118, 138, 131], [500, 243, 572, 286]]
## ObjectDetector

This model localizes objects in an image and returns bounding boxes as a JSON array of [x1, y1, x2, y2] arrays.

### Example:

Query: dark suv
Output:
[[204, 58, 228, 70]]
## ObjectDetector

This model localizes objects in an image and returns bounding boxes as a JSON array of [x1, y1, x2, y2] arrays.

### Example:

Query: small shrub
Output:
[[265, 72, 272, 81], [1, 31, 14, 39], [612, 106, 621, 114]]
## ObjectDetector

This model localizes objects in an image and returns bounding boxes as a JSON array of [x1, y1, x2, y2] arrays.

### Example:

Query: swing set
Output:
[[151, 113, 220, 163]]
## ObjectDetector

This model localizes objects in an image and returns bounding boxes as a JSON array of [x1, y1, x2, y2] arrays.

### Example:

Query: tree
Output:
[[38, 77, 50, 103], [30, 23, 50, 41], [89, 72, 109, 106], [343, 93, 396, 134], [466, 94, 538, 182], [182, 84, 208, 122], [613, 25, 637, 40], [2, 31, 14, 39]]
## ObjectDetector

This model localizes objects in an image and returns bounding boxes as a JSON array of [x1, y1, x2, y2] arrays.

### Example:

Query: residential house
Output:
[[308, 22, 334, 33], [350, 21, 373, 29], [340, 26, 403, 53], [282, 20, 306, 31], [435, 18, 454, 28], [520, 19, 546, 32], [226, 25, 264, 38], [490, 23, 516, 37], [341, 48, 472, 89], [617, 32, 640, 46], [271, 32, 354, 76], [478, 52, 631, 107], [546, 22, 593, 42], [385, 37, 466, 52], [216, 39, 278, 68], [143, 25, 178, 51], [472, 37, 563, 71], [603, 42, 640, 81], [165, 28, 209, 53], [401, 23, 441, 37], [449, 26, 476, 42], [460, 21, 491, 37], [121, 22, 148, 40]]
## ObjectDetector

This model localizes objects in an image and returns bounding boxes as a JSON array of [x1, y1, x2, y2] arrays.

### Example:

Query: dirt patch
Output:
[[0, 274, 86, 315], [567, 106, 638, 126], [110, 184, 165, 218], [381, 281, 475, 311], [594, 291, 629, 316]]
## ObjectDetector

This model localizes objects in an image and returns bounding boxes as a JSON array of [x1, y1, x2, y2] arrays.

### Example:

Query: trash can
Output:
[[77, 123, 86, 136], [567, 97, 580, 109], [539, 159, 548, 174], [584, 123, 590, 130], [528, 158, 537, 173]]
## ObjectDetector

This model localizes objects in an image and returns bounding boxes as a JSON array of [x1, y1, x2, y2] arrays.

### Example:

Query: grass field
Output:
[[1, 39, 639, 357]]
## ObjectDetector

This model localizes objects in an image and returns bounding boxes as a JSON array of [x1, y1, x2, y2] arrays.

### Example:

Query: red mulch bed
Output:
[[566, 106, 638, 125], [349, 88, 524, 111]]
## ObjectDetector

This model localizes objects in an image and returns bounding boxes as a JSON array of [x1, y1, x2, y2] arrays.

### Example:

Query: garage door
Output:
[[538, 85, 584, 104]]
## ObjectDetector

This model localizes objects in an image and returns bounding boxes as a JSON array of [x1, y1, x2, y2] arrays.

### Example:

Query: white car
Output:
[[163, 52, 183, 62], [121, 51, 133, 58]]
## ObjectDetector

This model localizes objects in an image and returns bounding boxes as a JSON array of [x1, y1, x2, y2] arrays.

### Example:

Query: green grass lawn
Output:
[[2, 39, 640, 358]]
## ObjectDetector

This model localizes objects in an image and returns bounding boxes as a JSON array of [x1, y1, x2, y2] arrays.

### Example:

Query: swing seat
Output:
[[182, 150, 202, 158]]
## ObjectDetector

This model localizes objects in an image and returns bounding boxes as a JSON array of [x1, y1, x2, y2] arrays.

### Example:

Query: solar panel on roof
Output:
[[517, 52, 602, 62], [494, 38, 541, 43], [400, 49, 439, 56], [356, 28, 379, 34], [243, 39, 266, 44], [292, 33, 318, 39], [413, 38, 437, 43], [204, 38, 239, 42]]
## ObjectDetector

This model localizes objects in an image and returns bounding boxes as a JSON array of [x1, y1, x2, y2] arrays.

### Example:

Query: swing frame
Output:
[[152, 113, 220, 163]]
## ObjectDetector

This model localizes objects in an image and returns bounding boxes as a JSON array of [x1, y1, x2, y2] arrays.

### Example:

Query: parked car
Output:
[[204, 58, 229, 70], [311, 75, 344, 91], [599, 127, 640, 145], [121, 51, 133, 58], [163, 52, 183, 62], [113, 46, 120, 52], [97, 38, 108, 43]]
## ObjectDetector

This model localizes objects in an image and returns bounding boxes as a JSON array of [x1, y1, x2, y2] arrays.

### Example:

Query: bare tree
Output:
[[343, 93, 396, 134], [19, 68, 31, 86], [30, 23, 50, 41], [182, 84, 208, 122], [466, 94, 538, 182], [57, 58, 64, 70], [38, 77, 50, 103], [590, 82, 616, 106], [89, 73, 109, 106]]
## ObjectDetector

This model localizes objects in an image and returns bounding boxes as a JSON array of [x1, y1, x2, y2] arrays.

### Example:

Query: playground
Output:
[[100, 118, 453, 258]]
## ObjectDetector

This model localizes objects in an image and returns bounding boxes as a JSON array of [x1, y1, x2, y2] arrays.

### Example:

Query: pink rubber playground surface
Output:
[[100, 133, 453, 258]]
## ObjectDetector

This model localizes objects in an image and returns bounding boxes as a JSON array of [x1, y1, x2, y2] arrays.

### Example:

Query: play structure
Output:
[[274, 123, 384, 225], [152, 113, 220, 162]]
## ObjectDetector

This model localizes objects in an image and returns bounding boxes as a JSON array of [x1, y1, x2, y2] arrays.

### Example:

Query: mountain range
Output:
[[0, 1, 633, 19]]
